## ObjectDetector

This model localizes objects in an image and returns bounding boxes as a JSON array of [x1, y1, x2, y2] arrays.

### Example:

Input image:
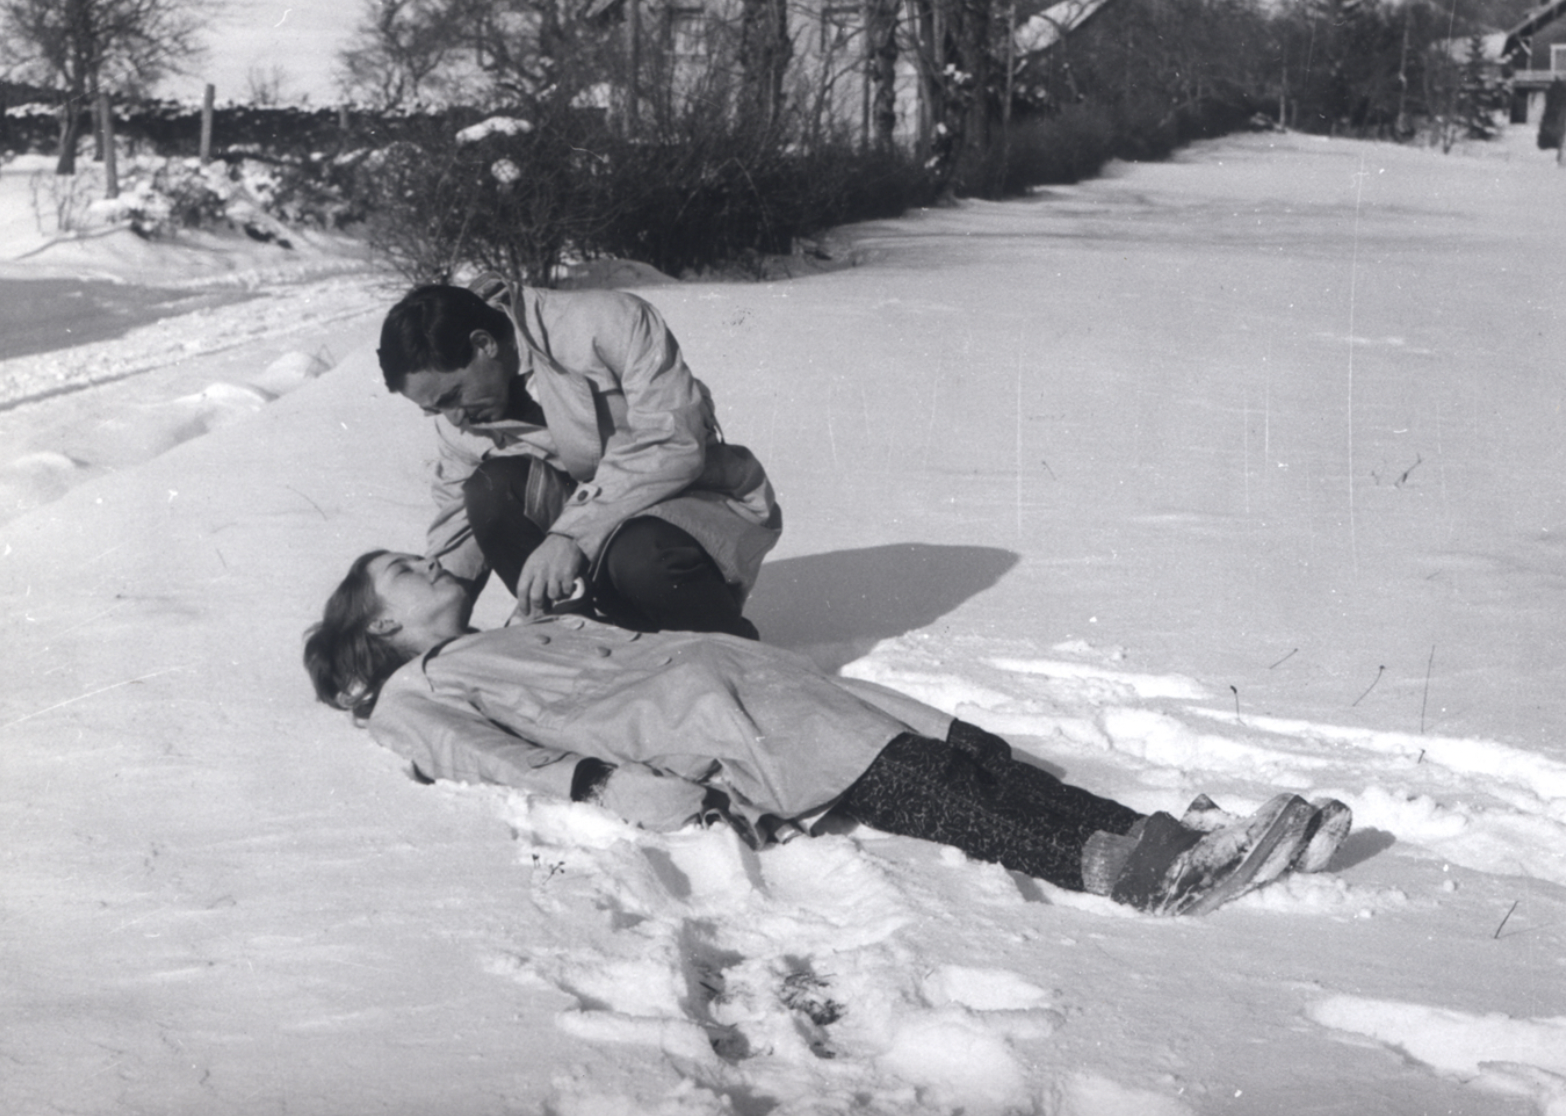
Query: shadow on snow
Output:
[[748, 542, 1020, 672]]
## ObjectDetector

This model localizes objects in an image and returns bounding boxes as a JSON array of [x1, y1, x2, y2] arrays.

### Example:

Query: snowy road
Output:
[[4, 130, 1565, 1116], [0, 278, 260, 362]]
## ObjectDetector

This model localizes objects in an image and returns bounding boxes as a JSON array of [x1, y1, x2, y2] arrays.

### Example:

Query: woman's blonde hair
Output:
[[303, 550, 411, 719]]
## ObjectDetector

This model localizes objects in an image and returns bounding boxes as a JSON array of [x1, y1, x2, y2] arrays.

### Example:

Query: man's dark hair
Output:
[[377, 285, 514, 393]]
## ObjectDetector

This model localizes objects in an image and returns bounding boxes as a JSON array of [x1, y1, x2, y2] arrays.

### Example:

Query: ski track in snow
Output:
[[463, 629, 1566, 1113], [1308, 997, 1566, 1114], [0, 267, 382, 410], [491, 795, 1160, 1116], [0, 275, 385, 523], [846, 634, 1566, 889]]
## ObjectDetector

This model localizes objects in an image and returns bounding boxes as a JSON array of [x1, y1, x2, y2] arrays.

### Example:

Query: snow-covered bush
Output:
[[69, 158, 282, 242], [986, 103, 1118, 194], [64, 153, 363, 241], [359, 99, 935, 286], [234, 156, 356, 229], [147, 161, 229, 232]]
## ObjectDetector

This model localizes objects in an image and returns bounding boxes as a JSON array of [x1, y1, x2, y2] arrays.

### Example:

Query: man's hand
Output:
[[517, 533, 586, 617]]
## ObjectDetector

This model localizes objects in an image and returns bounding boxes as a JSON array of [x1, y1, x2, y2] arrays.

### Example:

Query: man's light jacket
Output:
[[425, 283, 781, 593]]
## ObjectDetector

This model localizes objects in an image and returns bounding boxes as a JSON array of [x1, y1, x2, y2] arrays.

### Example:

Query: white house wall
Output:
[[634, 0, 923, 144]]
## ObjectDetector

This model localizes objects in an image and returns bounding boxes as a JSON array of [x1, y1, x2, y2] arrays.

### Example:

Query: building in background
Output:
[[1505, 0, 1566, 122]]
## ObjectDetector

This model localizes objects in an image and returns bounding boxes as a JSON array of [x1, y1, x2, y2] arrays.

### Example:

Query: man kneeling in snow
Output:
[[376, 280, 780, 640], [304, 550, 1351, 916]]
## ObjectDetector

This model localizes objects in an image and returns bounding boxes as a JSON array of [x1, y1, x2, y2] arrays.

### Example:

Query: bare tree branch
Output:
[[0, 0, 209, 172]]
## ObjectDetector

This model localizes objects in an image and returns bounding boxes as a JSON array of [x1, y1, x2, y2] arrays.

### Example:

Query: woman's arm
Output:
[[370, 677, 707, 830], [371, 676, 581, 798]]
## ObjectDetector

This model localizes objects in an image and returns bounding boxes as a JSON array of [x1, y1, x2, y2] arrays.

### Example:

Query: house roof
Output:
[[1015, 0, 1117, 55], [1504, 0, 1566, 61], [583, 0, 629, 22]]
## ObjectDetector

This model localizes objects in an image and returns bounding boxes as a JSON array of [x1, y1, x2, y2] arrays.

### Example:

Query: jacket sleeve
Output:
[[424, 420, 489, 585], [545, 296, 712, 563], [369, 672, 580, 801], [367, 669, 709, 830]]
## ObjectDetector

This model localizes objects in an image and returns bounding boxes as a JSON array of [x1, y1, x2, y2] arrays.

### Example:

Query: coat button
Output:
[[534, 634, 551, 645], [593, 645, 611, 657]]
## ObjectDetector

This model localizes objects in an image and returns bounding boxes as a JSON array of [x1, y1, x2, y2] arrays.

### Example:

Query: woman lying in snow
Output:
[[304, 551, 1351, 916]]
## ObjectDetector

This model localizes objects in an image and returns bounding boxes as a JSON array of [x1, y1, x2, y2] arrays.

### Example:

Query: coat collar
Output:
[[507, 286, 603, 480]]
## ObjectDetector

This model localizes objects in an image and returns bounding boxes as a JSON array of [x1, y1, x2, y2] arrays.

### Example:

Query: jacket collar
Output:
[[506, 286, 603, 480]]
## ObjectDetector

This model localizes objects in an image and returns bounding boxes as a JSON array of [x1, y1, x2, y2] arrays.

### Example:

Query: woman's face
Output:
[[368, 552, 471, 650]]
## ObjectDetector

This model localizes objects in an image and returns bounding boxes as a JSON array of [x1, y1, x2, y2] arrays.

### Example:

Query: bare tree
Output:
[[0, 0, 207, 174], [904, 0, 993, 193], [246, 63, 294, 106], [736, 0, 790, 133], [866, 0, 901, 150], [337, 0, 468, 108]]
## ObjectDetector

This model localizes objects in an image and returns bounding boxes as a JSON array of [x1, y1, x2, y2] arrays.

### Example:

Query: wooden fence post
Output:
[[99, 91, 119, 199], [861, 0, 871, 151], [628, 0, 641, 135], [200, 83, 215, 164]]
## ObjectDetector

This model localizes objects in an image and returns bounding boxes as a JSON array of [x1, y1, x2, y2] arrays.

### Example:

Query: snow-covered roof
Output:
[[1505, 0, 1566, 58], [1439, 31, 1509, 62], [455, 116, 533, 144], [1014, 0, 1117, 55], [1507, 0, 1566, 41]]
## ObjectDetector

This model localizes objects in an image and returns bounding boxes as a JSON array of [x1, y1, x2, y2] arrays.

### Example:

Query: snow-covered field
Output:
[[3, 130, 1565, 1115]]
